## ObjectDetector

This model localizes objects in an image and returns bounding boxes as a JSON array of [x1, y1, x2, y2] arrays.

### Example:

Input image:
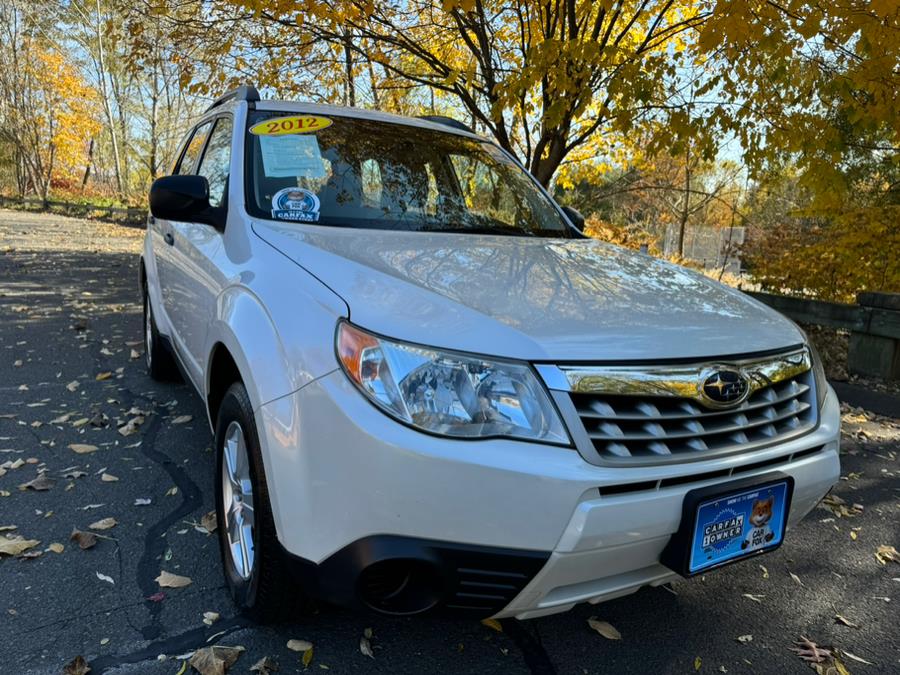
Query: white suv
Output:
[[141, 85, 840, 621]]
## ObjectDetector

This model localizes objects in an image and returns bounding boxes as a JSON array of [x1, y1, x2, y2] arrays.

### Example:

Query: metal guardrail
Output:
[[0, 195, 146, 226], [747, 290, 900, 380]]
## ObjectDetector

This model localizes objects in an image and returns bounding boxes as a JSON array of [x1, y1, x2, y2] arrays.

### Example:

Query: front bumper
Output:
[[257, 372, 840, 618]]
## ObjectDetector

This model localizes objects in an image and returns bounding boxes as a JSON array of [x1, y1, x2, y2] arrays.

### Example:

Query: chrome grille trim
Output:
[[536, 347, 811, 403], [539, 348, 819, 466]]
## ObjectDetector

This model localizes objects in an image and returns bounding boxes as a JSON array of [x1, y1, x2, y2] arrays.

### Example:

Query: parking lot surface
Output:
[[1, 209, 898, 674]]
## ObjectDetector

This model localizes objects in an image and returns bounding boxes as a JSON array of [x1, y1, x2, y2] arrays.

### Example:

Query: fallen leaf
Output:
[[95, 372, 112, 381], [481, 618, 503, 633], [166, 486, 179, 497], [742, 593, 765, 603], [0, 536, 41, 556], [694, 656, 702, 671], [66, 381, 80, 392], [69, 444, 98, 454], [117, 416, 144, 436], [790, 572, 804, 587], [49, 543, 64, 554], [759, 564, 769, 579], [70, 529, 98, 549], [842, 650, 873, 665], [587, 617, 622, 640], [172, 415, 193, 425], [100, 473, 119, 482], [203, 611, 220, 626], [302, 648, 313, 668], [18, 473, 54, 491], [201, 511, 217, 533], [189, 645, 244, 675], [96, 571, 115, 585], [834, 614, 859, 629], [130, 349, 140, 360], [63, 655, 90, 675], [790, 637, 852, 674], [134, 497, 152, 506], [89, 517, 117, 530], [50, 413, 73, 424], [146, 591, 165, 602], [156, 570, 192, 588], [875, 545, 900, 565], [736, 635, 753, 643], [287, 640, 313, 653], [250, 657, 279, 674], [359, 635, 375, 659]]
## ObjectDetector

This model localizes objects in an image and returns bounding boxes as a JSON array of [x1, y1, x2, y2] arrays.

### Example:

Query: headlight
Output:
[[336, 322, 569, 444], [808, 342, 828, 410]]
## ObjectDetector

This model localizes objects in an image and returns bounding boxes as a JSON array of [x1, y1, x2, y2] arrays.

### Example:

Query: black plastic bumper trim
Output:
[[279, 535, 550, 617]]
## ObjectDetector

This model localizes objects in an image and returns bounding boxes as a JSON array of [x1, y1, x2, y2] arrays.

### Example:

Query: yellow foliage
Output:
[[19, 44, 101, 186], [583, 215, 659, 253], [743, 207, 900, 303]]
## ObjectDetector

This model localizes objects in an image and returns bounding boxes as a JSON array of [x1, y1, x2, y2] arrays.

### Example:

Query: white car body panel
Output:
[[252, 221, 804, 361], [141, 97, 841, 619]]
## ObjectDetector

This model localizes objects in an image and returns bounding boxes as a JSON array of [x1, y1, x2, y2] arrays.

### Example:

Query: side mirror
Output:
[[560, 205, 585, 233], [149, 175, 221, 228]]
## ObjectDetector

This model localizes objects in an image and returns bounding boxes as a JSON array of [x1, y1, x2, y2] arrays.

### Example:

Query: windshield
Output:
[[246, 111, 571, 237]]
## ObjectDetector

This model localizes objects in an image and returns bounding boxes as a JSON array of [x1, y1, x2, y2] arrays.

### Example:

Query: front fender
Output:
[[207, 276, 347, 415]]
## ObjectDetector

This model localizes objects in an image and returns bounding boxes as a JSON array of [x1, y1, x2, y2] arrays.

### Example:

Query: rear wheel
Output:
[[215, 381, 299, 622], [143, 289, 179, 381]]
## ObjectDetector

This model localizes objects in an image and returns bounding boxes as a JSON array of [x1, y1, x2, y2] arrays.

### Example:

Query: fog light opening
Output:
[[358, 559, 442, 615]]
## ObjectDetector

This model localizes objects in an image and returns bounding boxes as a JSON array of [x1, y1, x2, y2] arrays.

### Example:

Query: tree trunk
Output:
[[343, 32, 355, 107], [81, 138, 94, 188], [676, 140, 691, 258], [95, 0, 123, 196]]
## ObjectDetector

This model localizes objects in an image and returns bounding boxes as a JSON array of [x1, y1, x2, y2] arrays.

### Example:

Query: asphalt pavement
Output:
[[1, 209, 898, 675]]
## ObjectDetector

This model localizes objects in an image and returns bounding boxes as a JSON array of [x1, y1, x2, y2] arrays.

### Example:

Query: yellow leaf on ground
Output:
[[155, 570, 192, 588], [587, 617, 621, 640], [89, 517, 117, 530], [0, 537, 40, 556]]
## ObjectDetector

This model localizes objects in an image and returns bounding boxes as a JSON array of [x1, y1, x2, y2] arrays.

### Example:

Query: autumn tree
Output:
[[0, 1, 101, 201]]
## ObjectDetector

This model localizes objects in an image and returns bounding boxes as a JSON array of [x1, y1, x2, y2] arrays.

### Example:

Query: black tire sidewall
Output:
[[214, 382, 265, 610]]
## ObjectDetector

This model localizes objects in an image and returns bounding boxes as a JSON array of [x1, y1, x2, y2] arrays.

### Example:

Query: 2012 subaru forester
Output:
[[141, 85, 840, 621]]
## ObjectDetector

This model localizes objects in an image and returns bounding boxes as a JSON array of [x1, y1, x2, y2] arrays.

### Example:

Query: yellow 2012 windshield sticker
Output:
[[250, 115, 333, 136]]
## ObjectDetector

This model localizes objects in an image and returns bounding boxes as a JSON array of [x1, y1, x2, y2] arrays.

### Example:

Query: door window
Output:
[[174, 121, 212, 175], [197, 118, 233, 208]]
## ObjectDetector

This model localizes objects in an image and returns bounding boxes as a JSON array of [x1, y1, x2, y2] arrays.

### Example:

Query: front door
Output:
[[166, 116, 233, 384]]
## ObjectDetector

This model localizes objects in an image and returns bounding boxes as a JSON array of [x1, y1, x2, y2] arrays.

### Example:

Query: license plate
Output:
[[660, 472, 795, 577], [688, 480, 790, 574]]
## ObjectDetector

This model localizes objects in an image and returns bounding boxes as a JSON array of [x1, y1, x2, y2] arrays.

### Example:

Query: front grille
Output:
[[568, 361, 817, 463]]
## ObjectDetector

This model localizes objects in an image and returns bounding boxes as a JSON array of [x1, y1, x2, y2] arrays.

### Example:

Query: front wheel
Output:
[[215, 381, 298, 622]]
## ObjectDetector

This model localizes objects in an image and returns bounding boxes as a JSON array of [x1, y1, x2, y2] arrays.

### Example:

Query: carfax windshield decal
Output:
[[688, 480, 789, 573], [250, 115, 333, 136], [271, 187, 320, 222]]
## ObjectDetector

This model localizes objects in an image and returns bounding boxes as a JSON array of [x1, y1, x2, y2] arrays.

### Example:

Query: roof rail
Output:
[[416, 115, 475, 134], [206, 85, 261, 112]]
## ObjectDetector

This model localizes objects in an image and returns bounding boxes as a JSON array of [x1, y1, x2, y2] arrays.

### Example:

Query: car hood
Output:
[[252, 222, 804, 362]]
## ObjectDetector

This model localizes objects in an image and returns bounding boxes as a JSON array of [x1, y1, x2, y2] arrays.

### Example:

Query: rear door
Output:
[[165, 115, 233, 383]]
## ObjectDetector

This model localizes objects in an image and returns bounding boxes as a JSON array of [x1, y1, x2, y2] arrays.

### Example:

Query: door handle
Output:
[[164, 232, 175, 246]]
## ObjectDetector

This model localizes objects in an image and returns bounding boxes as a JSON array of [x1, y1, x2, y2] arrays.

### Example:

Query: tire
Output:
[[143, 289, 179, 381], [215, 381, 298, 622]]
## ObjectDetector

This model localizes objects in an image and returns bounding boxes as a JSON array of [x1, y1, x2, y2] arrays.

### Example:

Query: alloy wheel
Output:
[[222, 421, 256, 580]]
